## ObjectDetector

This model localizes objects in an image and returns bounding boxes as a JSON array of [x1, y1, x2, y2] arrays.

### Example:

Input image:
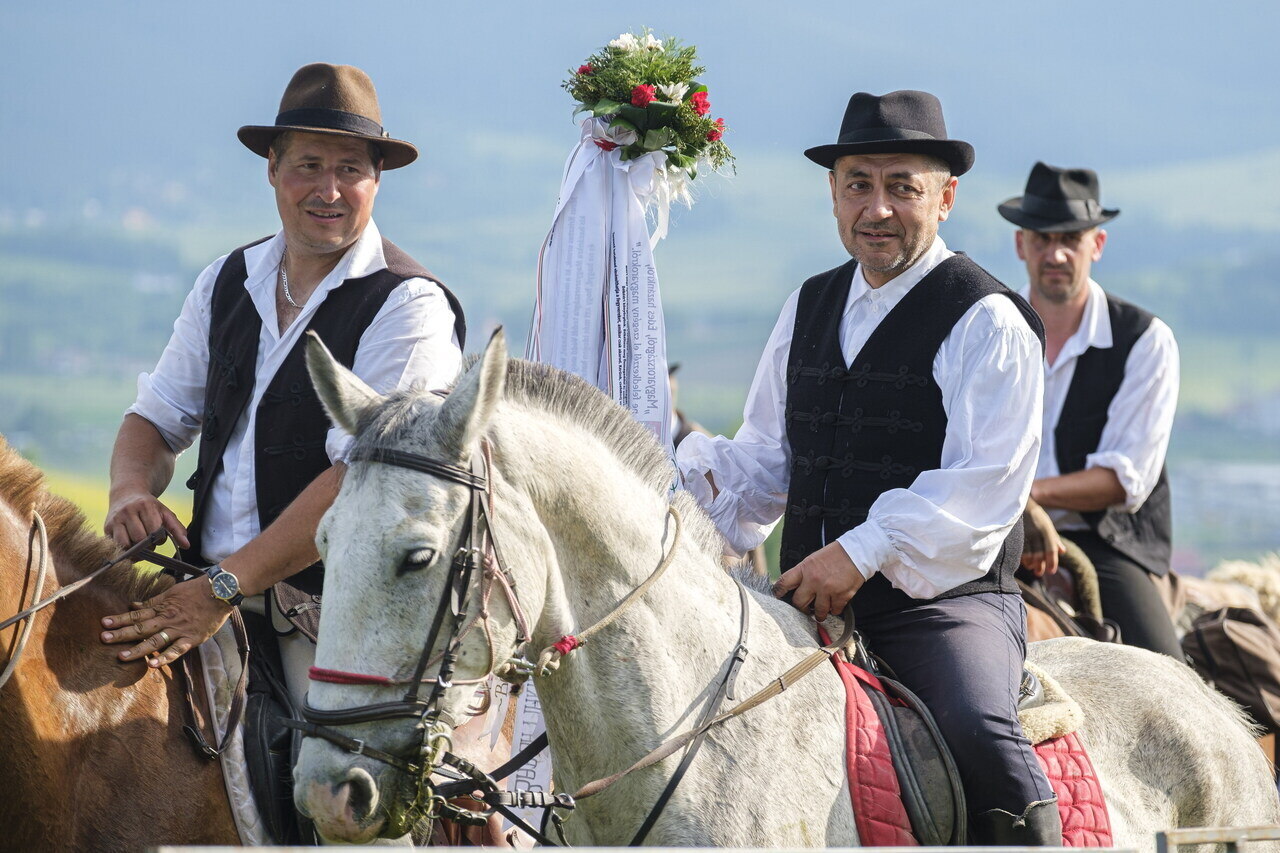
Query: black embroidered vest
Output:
[[181, 237, 466, 594], [780, 254, 1044, 617], [1055, 293, 1171, 575]]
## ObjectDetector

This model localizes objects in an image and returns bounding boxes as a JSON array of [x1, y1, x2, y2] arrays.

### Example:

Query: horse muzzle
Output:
[[298, 765, 389, 844]]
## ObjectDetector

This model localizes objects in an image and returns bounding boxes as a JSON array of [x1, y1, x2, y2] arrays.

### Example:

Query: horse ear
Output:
[[305, 331, 383, 435], [437, 327, 506, 452]]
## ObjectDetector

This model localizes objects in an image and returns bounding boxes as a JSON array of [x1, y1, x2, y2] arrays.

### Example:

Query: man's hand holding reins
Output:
[[1020, 498, 1064, 577], [104, 491, 190, 551], [773, 540, 866, 621]]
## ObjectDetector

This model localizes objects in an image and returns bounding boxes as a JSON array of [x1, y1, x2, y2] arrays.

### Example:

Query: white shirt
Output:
[[128, 220, 463, 563], [676, 238, 1044, 599], [1021, 279, 1179, 530]]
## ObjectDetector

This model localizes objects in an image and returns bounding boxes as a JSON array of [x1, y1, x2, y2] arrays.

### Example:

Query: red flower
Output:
[[706, 117, 725, 141], [690, 91, 711, 116], [630, 84, 657, 107], [578, 64, 594, 75]]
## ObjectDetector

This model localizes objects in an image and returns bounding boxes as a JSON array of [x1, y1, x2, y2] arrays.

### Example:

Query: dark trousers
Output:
[[1069, 529, 1184, 659], [857, 592, 1056, 818]]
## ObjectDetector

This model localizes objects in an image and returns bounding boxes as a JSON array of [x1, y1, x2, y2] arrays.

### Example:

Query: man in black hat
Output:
[[98, 63, 466, 704], [677, 90, 1060, 843], [1001, 162, 1182, 658]]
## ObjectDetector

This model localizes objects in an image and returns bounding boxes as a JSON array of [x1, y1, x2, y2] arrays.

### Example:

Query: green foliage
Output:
[[563, 31, 734, 173]]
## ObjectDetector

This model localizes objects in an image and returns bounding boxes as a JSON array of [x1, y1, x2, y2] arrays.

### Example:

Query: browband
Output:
[[348, 446, 486, 491]]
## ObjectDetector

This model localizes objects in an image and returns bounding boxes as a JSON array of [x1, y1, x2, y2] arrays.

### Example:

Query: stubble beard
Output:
[[1032, 268, 1087, 305], [846, 221, 932, 279]]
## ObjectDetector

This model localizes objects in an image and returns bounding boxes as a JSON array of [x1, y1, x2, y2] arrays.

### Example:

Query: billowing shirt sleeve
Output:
[[675, 290, 799, 554], [836, 295, 1044, 599], [1084, 317, 1178, 512], [325, 277, 464, 463], [126, 257, 225, 452]]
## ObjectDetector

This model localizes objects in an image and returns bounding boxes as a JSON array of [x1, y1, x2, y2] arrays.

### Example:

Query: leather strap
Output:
[[0, 527, 169, 633], [129, 548, 252, 761], [629, 579, 751, 845]]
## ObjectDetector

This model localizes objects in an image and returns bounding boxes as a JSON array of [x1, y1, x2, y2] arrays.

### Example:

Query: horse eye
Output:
[[399, 547, 437, 574]]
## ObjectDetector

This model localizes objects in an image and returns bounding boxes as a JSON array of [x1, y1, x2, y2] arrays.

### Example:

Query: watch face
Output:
[[211, 572, 239, 600]]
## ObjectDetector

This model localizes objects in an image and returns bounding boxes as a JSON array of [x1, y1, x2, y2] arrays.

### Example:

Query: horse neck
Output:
[[490, 412, 750, 791]]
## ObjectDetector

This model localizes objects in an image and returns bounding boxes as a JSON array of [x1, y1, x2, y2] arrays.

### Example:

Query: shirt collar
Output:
[[1019, 277, 1112, 362], [242, 219, 387, 296], [846, 235, 952, 313]]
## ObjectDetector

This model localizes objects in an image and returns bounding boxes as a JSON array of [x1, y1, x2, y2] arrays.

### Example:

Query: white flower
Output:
[[658, 82, 688, 102], [591, 119, 638, 151], [642, 33, 664, 51], [609, 33, 640, 51]]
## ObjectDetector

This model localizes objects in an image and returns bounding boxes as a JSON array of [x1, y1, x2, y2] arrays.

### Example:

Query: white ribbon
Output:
[[527, 117, 676, 451]]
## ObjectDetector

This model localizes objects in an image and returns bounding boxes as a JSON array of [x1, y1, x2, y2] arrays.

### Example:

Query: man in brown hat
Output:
[[98, 63, 466, 706], [1001, 161, 1182, 659], [677, 90, 1060, 843]]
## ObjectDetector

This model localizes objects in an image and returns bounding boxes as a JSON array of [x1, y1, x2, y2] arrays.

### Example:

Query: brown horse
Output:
[[0, 438, 238, 852]]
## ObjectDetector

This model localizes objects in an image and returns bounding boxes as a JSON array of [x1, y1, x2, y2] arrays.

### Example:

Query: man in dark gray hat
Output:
[[677, 90, 1060, 843], [1001, 161, 1182, 659], [98, 63, 466, 706]]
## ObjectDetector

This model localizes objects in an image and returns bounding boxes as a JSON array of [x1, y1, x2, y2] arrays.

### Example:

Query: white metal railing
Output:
[[1156, 826, 1280, 853]]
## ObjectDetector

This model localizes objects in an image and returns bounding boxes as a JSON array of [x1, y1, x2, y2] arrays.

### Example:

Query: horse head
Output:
[[295, 329, 538, 843]]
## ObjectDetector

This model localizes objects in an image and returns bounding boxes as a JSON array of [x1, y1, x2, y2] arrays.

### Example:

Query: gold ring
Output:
[[157, 630, 172, 646]]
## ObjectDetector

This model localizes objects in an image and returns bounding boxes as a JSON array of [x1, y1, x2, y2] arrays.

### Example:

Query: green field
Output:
[[42, 469, 192, 557]]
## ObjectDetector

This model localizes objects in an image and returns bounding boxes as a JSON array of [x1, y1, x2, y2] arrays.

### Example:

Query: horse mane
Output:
[[352, 357, 729, 564], [0, 437, 165, 600]]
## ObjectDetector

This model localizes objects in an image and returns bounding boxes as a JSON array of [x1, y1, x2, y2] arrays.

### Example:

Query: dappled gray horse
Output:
[[294, 330, 1280, 847]]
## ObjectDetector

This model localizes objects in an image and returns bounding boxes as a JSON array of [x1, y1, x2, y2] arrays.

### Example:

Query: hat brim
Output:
[[997, 197, 1119, 232], [237, 125, 418, 170], [804, 139, 975, 177]]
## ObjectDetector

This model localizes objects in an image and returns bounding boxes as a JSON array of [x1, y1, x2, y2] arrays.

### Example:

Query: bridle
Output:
[[285, 440, 550, 838]]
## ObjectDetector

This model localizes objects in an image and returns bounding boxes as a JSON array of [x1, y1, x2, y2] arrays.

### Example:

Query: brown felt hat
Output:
[[237, 63, 417, 169]]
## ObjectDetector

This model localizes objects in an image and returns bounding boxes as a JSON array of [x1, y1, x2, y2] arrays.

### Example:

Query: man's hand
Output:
[[772, 540, 866, 621], [104, 491, 190, 550], [100, 577, 229, 667], [1021, 499, 1064, 578]]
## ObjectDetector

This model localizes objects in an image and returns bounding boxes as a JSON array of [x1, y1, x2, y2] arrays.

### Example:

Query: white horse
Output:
[[294, 330, 1280, 847]]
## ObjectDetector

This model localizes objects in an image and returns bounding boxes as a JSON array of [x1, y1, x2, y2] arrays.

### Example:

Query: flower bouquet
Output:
[[565, 31, 732, 180], [527, 31, 732, 461]]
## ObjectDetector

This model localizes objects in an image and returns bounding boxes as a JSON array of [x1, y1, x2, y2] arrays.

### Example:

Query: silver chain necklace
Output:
[[280, 252, 303, 309]]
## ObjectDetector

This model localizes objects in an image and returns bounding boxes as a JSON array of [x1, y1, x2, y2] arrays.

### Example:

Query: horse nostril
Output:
[[339, 767, 380, 823]]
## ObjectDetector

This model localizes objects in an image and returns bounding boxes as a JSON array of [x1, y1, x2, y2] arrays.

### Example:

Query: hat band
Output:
[[275, 108, 386, 139], [1021, 194, 1102, 221], [837, 127, 941, 144]]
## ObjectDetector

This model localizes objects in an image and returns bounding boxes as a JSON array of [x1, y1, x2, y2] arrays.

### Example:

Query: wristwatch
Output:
[[204, 564, 244, 607]]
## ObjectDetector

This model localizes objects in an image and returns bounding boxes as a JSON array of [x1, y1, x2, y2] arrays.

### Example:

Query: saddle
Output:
[[1018, 537, 1119, 643], [828, 628, 1112, 847], [822, 627, 966, 846], [238, 608, 316, 845]]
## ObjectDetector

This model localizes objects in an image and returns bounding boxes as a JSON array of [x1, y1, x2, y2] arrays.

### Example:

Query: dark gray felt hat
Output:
[[998, 162, 1119, 232], [804, 90, 974, 176]]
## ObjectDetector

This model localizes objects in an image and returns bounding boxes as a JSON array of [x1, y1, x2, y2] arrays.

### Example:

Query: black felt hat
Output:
[[998, 162, 1119, 232], [238, 63, 418, 169], [804, 90, 974, 176]]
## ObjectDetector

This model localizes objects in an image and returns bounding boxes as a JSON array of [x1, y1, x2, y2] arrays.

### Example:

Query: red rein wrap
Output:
[[309, 666, 396, 685], [553, 635, 582, 656]]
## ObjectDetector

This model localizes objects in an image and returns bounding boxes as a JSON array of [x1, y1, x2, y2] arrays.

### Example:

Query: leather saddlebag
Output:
[[1184, 605, 1280, 733]]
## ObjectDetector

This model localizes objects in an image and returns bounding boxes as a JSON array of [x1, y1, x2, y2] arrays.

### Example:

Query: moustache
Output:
[[854, 220, 903, 237]]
